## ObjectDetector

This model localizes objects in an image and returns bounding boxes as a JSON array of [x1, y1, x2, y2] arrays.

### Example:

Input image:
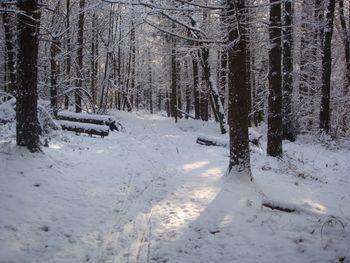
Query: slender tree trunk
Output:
[[148, 49, 153, 114], [267, 0, 283, 157], [227, 0, 251, 177], [91, 13, 98, 105], [184, 59, 191, 118], [75, 0, 85, 113], [282, 0, 295, 141], [201, 48, 227, 133], [200, 76, 209, 121], [171, 39, 178, 123], [65, 0, 70, 109], [50, 1, 61, 118], [192, 54, 200, 119], [2, 5, 16, 95], [16, 0, 41, 152], [177, 60, 182, 118], [50, 36, 60, 118], [320, 0, 336, 133], [339, 0, 350, 92]]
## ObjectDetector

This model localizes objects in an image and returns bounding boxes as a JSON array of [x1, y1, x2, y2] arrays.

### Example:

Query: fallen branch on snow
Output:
[[196, 132, 262, 148]]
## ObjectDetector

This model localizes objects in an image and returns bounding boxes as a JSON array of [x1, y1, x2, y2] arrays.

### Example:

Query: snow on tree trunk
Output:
[[320, 0, 335, 134], [16, 0, 41, 152], [282, 0, 296, 141], [75, 0, 85, 113], [227, 0, 252, 179], [267, 0, 283, 158]]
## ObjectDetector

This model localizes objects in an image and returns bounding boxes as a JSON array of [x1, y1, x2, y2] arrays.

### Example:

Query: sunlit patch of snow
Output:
[[201, 167, 223, 177], [181, 161, 209, 171], [49, 144, 62, 150], [301, 199, 327, 213]]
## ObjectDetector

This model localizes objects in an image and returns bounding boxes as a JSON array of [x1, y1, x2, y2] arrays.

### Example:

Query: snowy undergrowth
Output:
[[0, 111, 349, 263]]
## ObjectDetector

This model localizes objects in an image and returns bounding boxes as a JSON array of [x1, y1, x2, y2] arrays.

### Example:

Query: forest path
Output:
[[1, 111, 350, 263]]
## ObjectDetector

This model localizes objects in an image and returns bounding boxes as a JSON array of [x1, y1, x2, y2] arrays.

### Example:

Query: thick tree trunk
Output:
[[282, 0, 295, 141], [320, 0, 336, 133], [267, 0, 283, 157], [16, 0, 41, 152], [227, 0, 251, 177]]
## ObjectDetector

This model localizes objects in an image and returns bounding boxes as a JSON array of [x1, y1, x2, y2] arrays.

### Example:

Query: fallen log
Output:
[[57, 111, 114, 126], [196, 135, 228, 147], [177, 108, 196, 120], [262, 200, 297, 213], [60, 120, 109, 137], [196, 132, 262, 148]]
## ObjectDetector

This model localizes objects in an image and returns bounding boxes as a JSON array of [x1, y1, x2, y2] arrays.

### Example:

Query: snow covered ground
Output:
[[1, 111, 350, 263]]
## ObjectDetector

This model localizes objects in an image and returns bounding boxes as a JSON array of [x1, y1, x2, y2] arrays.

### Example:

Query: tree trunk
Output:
[[50, 36, 60, 118], [319, 0, 335, 133], [2, 4, 16, 95], [91, 13, 98, 106], [65, 0, 71, 109], [267, 0, 283, 157], [50, 1, 61, 119], [282, 0, 295, 141], [184, 59, 191, 118], [16, 0, 41, 152], [227, 0, 251, 177], [201, 47, 226, 134], [148, 49, 153, 114], [192, 54, 200, 119], [75, 0, 85, 113], [339, 0, 350, 93], [171, 37, 178, 122]]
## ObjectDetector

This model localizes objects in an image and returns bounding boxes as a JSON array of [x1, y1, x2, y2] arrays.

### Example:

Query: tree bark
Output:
[[319, 0, 335, 133], [267, 0, 283, 157], [50, 1, 61, 118], [192, 53, 200, 119], [91, 12, 98, 106], [65, 0, 71, 109], [282, 0, 295, 141], [227, 0, 251, 177], [75, 0, 85, 113], [50, 36, 60, 118], [16, 0, 41, 152], [339, 0, 350, 94], [2, 4, 16, 95]]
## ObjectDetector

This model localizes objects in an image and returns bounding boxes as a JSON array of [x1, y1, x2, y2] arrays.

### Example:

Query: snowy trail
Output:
[[1, 111, 350, 263]]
